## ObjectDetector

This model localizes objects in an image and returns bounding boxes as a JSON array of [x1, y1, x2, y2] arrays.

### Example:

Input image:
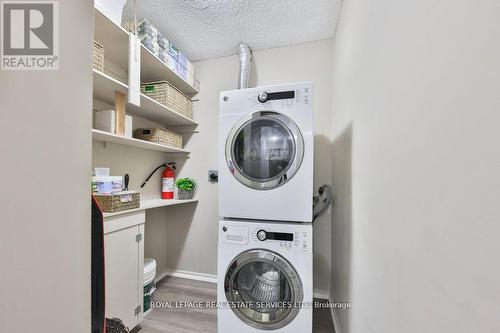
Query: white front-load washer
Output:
[[217, 219, 313, 333], [219, 82, 314, 222]]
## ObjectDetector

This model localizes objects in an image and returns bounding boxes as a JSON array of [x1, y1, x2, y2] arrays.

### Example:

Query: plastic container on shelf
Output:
[[122, 17, 199, 90], [143, 258, 157, 313], [175, 61, 188, 80], [177, 52, 188, 68], [168, 43, 179, 60], [156, 49, 169, 64], [157, 34, 169, 49], [134, 18, 158, 36]]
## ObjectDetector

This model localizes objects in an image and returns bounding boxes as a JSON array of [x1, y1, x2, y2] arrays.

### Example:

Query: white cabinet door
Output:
[[104, 224, 142, 330]]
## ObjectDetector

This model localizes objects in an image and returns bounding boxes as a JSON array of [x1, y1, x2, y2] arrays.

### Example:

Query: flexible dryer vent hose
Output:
[[238, 42, 252, 89], [313, 184, 332, 221]]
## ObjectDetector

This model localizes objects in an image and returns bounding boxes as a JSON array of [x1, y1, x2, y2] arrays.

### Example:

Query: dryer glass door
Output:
[[224, 249, 303, 330], [226, 111, 304, 190]]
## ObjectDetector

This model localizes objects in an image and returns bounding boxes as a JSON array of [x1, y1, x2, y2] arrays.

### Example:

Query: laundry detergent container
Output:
[[143, 258, 157, 313]]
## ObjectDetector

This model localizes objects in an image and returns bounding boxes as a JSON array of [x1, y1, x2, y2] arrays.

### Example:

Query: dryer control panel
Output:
[[252, 85, 311, 109], [219, 81, 313, 116]]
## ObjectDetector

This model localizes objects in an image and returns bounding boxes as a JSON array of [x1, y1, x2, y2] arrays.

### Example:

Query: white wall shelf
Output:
[[141, 46, 199, 96], [132, 92, 198, 126], [92, 129, 190, 156], [93, 69, 128, 105], [94, 7, 199, 97], [93, 69, 198, 126], [103, 199, 198, 218]]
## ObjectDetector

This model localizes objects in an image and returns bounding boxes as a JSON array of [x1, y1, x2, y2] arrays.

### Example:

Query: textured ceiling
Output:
[[123, 0, 342, 61]]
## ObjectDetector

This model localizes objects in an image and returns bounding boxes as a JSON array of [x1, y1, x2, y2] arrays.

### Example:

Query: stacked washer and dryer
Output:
[[218, 82, 315, 333]]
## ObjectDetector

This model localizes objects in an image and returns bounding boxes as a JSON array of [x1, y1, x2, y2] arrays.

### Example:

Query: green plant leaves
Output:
[[175, 177, 198, 191]]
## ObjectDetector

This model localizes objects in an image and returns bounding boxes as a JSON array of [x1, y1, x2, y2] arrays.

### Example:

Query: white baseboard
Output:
[[157, 269, 218, 284]]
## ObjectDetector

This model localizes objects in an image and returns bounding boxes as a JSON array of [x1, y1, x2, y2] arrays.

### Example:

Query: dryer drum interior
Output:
[[226, 112, 305, 190], [224, 249, 304, 330]]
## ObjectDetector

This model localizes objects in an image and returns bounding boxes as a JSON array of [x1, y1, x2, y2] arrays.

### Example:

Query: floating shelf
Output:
[[93, 69, 128, 105], [103, 198, 198, 218], [94, 7, 198, 97], [141, 46, 199, 96], [92, 129, 190, 155], [130, 93, 197, 126], [93, 69, 198, 126]]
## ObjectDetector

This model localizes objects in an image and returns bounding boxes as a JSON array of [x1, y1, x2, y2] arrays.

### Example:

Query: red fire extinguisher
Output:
[[161, 163, 176, 199], [140, 162, 176, 200]]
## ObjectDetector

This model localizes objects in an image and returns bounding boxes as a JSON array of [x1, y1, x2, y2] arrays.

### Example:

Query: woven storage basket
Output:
[[134, 128, 182, 149], [93, 41, 104, 72], [140, 81, 193, 120], [94, 191, 140, 213]]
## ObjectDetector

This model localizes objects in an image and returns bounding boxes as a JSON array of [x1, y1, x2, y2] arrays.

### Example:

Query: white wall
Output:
[[330, 0, 500, 332], [0, 1, 93, 332], [165, 39, 335, 295]]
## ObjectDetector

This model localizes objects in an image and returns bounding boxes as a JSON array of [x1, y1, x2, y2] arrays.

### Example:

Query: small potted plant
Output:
[[175, 177, 198, 200]]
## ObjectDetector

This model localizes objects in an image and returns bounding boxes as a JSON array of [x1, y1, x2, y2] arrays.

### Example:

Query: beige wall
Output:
[[0, 1, 93, 332], [330, 0, 500, 332], [165, 39, 335, 295]]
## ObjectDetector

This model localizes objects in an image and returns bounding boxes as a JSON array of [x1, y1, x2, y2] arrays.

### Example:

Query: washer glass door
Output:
[[226, 112, 304, 190], [224, 249, 303, 330]]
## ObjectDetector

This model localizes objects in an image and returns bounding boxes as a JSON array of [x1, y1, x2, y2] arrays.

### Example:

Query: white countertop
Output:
[[102, 198, 198, 218]]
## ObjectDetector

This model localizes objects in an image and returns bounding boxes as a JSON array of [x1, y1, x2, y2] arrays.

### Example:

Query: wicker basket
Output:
[[134, 128, 182, 149], [94, 191, 140, 213], [177, 189, 194, 200], [140, 81, 193, 120], [93, 41, 104, 72]]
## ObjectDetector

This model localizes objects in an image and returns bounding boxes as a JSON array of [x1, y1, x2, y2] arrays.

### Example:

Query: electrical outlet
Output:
[[208, 170, 218, 183]]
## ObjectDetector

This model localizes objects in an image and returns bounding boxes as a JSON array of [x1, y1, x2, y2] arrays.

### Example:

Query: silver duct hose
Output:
[[313, 184, 332, 221], [238, 43, 252, 89]]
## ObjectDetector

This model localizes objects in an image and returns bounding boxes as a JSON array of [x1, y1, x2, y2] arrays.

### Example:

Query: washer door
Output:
[[226, 111, 304, 190], [224, 249, 303, 330]]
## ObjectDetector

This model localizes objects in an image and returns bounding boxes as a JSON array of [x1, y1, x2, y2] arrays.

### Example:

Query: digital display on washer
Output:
[[267, 232, 293, 242], [270, 91, 295, 100]]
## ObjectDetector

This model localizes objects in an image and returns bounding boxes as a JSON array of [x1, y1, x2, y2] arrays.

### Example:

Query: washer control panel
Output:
[[220, 221, 312, 253]]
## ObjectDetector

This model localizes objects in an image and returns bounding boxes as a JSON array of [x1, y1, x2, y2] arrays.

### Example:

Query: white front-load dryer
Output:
[[217, 219, 313, 333], [219, 82, 314, 222]]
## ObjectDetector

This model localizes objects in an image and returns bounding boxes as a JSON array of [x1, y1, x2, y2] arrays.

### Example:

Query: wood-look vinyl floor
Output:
[[132, 276, 334, 333]]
